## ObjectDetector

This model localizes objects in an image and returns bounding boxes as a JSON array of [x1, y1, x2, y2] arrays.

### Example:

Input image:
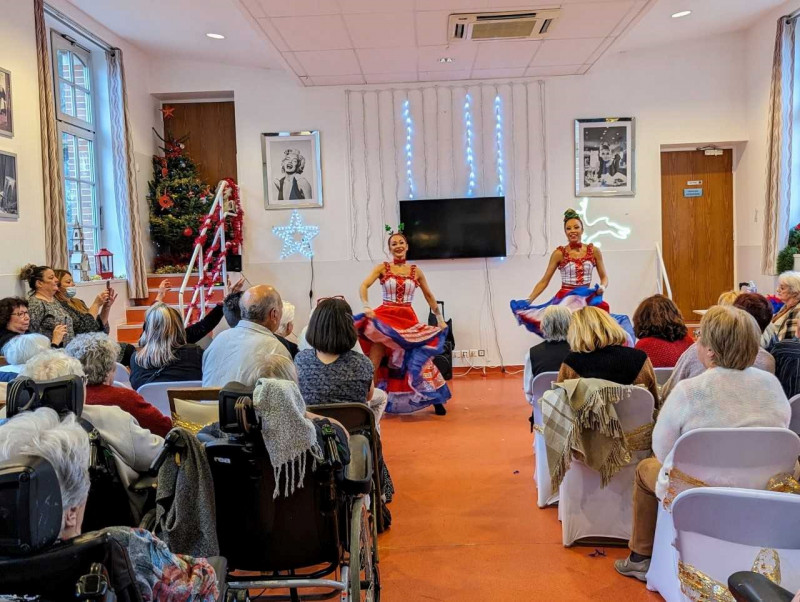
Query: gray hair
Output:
[[241, 287, 282, 325], [65, 333, 119, 385], [779, 271, 800, 298], [1, 333, 50, 364], [240, 350, 298, 387], [0, 407, 90, 510], [21, 349, 85, 380], [278, 301, 295, 337], [540, 305, 572, 342]]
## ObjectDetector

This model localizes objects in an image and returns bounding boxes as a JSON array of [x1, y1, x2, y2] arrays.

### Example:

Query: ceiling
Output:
[[65, 0, 791, 86]]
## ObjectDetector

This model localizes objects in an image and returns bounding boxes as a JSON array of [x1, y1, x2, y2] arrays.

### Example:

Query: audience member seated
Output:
[[661, 293, 775, 399], [298, 302, 364, 355], [130, 303, 203, 391], [0, 333, 50, 373], [0, 408, 220, 600], [633, 295, 693, 367], [771, 271, 800, 341], [156, 277, 244, 344], [202, 285, 290, 387], [220, 287, 297, 357], [0, 296, 66, 349], [769, 320, 800, 399], [557, 306, 659, 406], [614, 305, 791, 582], [278, 301, 298, 344], [20, 264, 74, 346], [66, 333, 172, 437], [296, 298, 388, 423], [526, 306, 572, 380], [716, 290, 741, 306]]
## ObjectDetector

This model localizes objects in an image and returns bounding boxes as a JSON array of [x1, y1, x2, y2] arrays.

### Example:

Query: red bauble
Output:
[[158, 194, 174, 209], [161, 167, 168, 177], [183, 227, 194, 237]]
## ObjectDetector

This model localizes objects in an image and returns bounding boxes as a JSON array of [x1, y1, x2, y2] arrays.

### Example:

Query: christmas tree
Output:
[[147, 134, 213, 270]]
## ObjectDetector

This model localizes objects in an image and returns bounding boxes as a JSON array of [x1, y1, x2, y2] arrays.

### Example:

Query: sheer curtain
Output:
[[34, 0, 68, 269], [763, 16, 797, 275], [107, 48, 148, 298]]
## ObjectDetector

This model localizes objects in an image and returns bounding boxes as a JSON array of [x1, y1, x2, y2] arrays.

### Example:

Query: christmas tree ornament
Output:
[[160, 105, 175, 119], [158, 193, 174, 209], [183, 227, 193, 237], [272, 210, 319, 259]]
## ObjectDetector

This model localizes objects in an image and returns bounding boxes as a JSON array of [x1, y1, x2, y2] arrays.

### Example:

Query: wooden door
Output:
[[660, 150, 733, 321], [164, 101, 237, 185]]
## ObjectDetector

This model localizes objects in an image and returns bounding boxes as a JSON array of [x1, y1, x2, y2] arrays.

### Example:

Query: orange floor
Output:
[[377, 371, 662, 601]]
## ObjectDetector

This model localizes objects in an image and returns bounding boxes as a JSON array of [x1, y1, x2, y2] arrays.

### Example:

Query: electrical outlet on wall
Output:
[[453, 350, 462, 358], [469, 349, 479, 357], [478, 349, 486, 357]]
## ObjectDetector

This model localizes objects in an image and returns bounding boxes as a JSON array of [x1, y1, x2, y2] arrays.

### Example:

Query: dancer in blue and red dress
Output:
[[355, 229, 451, 415], [511, 208, 611, 336]]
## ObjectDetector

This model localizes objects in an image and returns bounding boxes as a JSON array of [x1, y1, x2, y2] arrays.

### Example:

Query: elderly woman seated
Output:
[[614, 305, 791, 581], [526, 305, 571, 378], [65, 333, 172, 437], [0, 407, 220, 600], [632, 295, 693, 367], [0, 296, 66, 350], [0, 333, 50, 373], [771, 271, 800, 341], [557, 306, 659, 406]]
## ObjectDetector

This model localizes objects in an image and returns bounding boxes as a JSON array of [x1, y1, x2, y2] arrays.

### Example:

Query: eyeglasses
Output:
[[316, 295, 345, 307], [11, 310, 29, 318]]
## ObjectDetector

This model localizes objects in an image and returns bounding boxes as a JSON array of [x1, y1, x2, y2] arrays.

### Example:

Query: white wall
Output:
[[149, 32, 752, 366]]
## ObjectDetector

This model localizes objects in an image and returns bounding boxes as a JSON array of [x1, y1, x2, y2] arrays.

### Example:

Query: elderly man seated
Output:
[[203, 285, 291, 386]]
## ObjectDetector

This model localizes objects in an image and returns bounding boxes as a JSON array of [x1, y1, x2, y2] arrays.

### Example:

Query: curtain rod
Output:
[[787, 8, 800, 21], [43, 2, 113, 52]]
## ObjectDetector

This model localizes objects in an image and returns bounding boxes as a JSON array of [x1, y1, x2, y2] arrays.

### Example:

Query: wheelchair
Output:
[[728, 572, 794, 602], [205, 383, 380, 601]]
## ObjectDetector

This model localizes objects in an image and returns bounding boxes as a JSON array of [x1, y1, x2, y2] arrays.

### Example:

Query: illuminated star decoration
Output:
[[576, 198, 631, 247], [160, 106, 175, 119], [272, 210, 319, 259]]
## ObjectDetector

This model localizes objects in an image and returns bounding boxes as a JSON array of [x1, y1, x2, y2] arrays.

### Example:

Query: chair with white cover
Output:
[[167, 387, 220, 433], [789, 394, 800, 435], [114, 362, 130, 386], [528, 371, 559, 508], [559, 386, 655, 546], [646, 427, 800, 602], [653, 367, 673, 386], [673, 488, 800, 599], [136, 381, 203, 417]]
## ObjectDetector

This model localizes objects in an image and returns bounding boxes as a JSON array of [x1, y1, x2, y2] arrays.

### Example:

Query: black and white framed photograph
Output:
[[0, 150, 18, 220], [262, 130, 323, 209], [0, 67, 12, 138], [575, 117, 634, 197]]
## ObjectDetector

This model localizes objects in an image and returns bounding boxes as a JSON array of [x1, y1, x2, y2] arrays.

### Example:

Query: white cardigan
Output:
[[652, 366, 791, 499]]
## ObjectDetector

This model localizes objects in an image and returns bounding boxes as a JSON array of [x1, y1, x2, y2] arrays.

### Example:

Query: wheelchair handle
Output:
[[321, 423, 342, 470], [145, 429, 185, 477]]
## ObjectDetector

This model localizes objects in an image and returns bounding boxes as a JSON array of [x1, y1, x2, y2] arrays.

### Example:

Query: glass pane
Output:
[[59, 81, 75, 117], [61, 132, 77, 179], [83, 228, 98, 264], [74, 87, 91, 124], [64, 179, 79, 226], [79, 183, 96, 227], [57, 50, 72, 82], [72, 54, 89, 90], [77, 138, 93, 182]]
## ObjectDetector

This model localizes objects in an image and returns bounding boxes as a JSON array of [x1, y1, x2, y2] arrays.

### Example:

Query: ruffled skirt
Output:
[[510, 285, 610, 336], [355, 302, 451, 414]]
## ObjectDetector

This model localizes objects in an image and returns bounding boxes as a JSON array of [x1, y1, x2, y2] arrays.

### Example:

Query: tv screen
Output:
[[400, 197, 507, 260]]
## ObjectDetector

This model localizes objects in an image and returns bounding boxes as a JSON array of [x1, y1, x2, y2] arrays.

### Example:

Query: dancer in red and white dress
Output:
[[355, 230, 451, 415]]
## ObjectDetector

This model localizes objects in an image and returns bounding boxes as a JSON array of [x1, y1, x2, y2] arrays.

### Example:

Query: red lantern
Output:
[[95, 248, 114, 280]]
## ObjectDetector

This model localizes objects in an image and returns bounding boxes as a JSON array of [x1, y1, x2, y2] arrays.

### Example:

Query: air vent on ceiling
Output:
[[448, 9, 560, 41]]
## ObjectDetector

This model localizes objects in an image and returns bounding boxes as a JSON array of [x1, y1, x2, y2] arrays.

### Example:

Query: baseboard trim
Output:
[[452, 364, 524, 376]]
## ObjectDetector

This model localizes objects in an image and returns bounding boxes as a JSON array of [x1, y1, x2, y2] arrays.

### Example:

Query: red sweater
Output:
[[634, 334, 694, 368], [86, 384, 172, 438]]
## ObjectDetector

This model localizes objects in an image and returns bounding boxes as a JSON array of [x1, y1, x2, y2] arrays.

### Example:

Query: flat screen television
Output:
[[399, 197, 507, 260]]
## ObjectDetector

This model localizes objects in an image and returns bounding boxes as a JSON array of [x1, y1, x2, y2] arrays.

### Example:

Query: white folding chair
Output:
[[112, 380, 133, 390], [559, 387, 655, 546], [673, 488, 800, 598], [529, 371, 559, 508], [136, 381, 203, 417], [653, 367, 673, 386], [114, 362, 130, 386], [647, 427, 800, 601], [789, 394, 800, 435]]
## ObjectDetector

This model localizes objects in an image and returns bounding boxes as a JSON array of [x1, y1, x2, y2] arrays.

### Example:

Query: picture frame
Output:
[[0, 150, 18, 220], [0, 67, 12, 138], [575, 117, 635, 197], [262, 130, 323, 209]]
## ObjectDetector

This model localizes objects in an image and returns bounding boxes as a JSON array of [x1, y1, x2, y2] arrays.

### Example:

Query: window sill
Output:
[[74, 278, 127, 287]]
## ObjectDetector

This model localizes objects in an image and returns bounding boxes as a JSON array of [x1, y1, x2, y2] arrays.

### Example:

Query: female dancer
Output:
[[356, 229, 451, 415], [511, 209, 609, 336]]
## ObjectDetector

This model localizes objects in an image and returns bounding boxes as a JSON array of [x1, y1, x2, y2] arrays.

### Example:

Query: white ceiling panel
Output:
[[295, 49, 361, 75], [310, 74, 366, 86], [419, 70, 472, 81], [415, 10, 452, 46], [471, 67, 526, 79], [415, 0, 486, 11], [524, 65, 582, 77], [340, 0, 416, 13], [257, 0, 339, 18], [418, 44, 478, 72], [344, 12, 416, 48], [255, 18, 289, 51], [364, 72, 420, 84], [472, 40, 541, 69], [357, 48, 419, 74], [241, 0, 267, 19], [530, 38, 604, 66], [549, 1, 638, 40], [271, 15, 353, 51], [281, 52, 307, 76]]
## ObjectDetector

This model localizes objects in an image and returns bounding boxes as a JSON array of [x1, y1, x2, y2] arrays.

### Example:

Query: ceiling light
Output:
[[438, 57, 454, 63], [206, 33, 225, 39], [671, 10, 691, 18]]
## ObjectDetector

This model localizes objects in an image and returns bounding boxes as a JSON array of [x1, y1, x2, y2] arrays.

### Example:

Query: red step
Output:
[[117, 323, 143, 344], [146, 274, 203, 288], [125, 303, 216, 323], [137, 286, 225, 305]]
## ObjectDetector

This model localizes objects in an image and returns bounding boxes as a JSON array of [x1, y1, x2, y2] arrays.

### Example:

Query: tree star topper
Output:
[[272, 210, 319, 259]]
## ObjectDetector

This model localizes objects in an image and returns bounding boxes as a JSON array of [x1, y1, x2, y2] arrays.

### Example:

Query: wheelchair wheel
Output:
[[349, 497, 380, 601]]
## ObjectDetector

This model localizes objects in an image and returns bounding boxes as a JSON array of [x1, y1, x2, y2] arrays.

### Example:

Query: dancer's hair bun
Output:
[[563, 208, 582, 223]]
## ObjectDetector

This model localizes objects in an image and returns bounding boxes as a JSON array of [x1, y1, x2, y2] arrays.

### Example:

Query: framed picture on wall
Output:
[[0, 67, 11, 138], [0, 150, 18, 220], [575, 117, 635, 197], [262, 130, 323, 209]]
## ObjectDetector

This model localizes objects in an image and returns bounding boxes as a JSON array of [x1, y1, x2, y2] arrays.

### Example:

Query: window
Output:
[[51, 32, 101, 275]]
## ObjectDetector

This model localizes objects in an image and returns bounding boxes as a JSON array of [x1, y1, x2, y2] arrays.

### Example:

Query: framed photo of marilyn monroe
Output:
[[575, 118, 635, 197], [262, 131, 323, 209]]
